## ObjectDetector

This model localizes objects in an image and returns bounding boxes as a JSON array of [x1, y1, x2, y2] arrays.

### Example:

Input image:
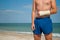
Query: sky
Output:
[[0, 0, 60, 23]]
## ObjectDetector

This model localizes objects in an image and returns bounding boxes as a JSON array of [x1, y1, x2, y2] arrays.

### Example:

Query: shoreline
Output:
[[0, 31, 60, 40], [0, 30, 60, 37]]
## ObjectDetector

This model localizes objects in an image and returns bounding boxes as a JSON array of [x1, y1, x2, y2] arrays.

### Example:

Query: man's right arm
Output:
[[32, 0, 36, 25], [31, 0, 36, 30]]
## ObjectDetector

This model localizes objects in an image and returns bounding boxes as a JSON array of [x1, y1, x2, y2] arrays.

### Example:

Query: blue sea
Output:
[[0, 23, 60, 37]]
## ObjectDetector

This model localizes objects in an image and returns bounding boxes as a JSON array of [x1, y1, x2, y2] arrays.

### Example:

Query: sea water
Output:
[[0, 23, 60, 37]]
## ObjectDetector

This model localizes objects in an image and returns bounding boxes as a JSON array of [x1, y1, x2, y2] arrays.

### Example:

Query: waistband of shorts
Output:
[[35, 16, 50, 19]]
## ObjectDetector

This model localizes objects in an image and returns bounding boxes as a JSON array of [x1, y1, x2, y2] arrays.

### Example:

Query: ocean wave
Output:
[[16, 32, 60, 37], [52, 33, 60, 37], [0, 30, 60, 37]]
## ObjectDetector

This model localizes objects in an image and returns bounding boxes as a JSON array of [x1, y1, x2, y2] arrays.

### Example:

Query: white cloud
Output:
[[23, 4, 32, 9], [0, 9, 24, 13]]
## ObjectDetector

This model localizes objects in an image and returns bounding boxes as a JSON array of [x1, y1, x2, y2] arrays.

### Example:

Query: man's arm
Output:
[[31, 0, 36, 30], [32, 0, 36, 25], [50, 0, 57, 14]]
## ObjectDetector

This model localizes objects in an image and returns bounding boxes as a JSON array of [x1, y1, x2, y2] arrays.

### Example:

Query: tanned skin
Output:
[[31, 0, 57, 40]]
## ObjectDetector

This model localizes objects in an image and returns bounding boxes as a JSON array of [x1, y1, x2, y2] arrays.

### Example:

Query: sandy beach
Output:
[[0, 31, 60, 40]]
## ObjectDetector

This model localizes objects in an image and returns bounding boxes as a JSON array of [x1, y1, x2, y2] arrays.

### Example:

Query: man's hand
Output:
[[31, 24, 35, 31]]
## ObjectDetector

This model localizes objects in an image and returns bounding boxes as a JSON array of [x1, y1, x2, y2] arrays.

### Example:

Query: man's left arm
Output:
[[50, 0, 57, 14]]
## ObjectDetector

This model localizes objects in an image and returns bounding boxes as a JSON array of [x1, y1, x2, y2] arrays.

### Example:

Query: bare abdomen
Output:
[[36, 5, 51, 11], [36, 5, 51, 18]]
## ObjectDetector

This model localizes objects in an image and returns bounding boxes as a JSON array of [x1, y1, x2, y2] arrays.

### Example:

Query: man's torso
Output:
[[35, 0, 52, 18], [35, 0, 51, 11]]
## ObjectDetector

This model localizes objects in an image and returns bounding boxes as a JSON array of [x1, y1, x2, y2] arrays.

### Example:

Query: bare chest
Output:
[[35, 0, 51, 5]]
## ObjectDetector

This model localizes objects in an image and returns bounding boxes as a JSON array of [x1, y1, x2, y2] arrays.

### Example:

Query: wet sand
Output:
[[0, 31, 60, 40]]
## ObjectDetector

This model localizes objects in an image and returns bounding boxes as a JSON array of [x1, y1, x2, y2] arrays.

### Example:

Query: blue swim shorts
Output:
[[33, 17, 53, 35]]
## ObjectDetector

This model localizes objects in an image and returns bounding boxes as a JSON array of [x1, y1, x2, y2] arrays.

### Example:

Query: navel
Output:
[[45, 3, 50, 5]]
